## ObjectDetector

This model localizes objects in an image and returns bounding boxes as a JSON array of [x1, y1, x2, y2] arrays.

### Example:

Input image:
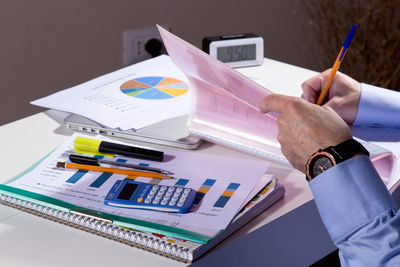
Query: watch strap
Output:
[[306, 139, 370, 182], [323, 139, 370, 164]]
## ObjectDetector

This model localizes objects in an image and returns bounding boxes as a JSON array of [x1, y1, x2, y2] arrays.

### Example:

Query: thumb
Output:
[[259, 93, 297, 113]]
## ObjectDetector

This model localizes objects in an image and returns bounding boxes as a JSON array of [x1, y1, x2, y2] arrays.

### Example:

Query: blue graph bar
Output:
[[214, 196, 230, 208], [175, 178, 189, 187], [66, 170, 88, 184], [214, 182, 240, 208], [89, 158, 127, 188], [89, 172, 113, 188], [193, 178, 216, 205]]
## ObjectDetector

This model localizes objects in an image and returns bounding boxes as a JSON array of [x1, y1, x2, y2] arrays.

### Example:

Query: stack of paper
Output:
[[31, 56, 191, 131]]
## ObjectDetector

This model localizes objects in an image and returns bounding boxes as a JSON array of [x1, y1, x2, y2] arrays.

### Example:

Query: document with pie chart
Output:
[[31, 55, 191, 130]]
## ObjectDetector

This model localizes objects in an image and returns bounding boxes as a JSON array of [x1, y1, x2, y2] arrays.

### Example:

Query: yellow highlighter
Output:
[[74, 136, 164, 162]]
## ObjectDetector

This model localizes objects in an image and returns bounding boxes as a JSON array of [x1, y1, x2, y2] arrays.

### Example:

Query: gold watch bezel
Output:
[[305, 150, 337, 181]]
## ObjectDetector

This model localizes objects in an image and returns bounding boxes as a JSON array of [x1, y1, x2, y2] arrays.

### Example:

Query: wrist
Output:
[[305, 139, 370, 181]]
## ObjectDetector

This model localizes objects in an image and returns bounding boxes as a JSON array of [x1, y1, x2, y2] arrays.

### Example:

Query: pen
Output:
[[316, 24, 357, 105], [57, 161, 172, 179], [74, 136, 164, 162], [68, 154, 171, 175]]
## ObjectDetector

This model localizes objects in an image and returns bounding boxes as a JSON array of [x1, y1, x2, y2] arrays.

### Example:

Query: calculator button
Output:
[[153, 199, 160, 205], [161, 200, 168, 205], [172, 196, 179, 201], [175, 188, 183, 193], [145, 198, 152, 204], [164, 196, 170, 201], [137, 198, 144, 203], [180, 196, 187, 202], [155, 195, 162, 200], [182, 192, 189, 197], [148, 193, 155, 198], [177, 202, 184, 207], [169, 201, 176, 206], [165, 191, 172, 196], [150, 190, 157, 195], [184, 188, 191, 193], [161, 186, 167, 190], [168, 187, 175, 192], [173, 192, 181, 197], [152, 185, 159, 190]]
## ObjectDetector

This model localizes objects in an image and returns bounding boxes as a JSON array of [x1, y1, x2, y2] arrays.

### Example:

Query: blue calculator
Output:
[[104, 179, 196, 213]]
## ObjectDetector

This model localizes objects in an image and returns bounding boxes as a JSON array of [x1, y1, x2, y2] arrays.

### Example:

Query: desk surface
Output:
[[0, 58, 336, 266]]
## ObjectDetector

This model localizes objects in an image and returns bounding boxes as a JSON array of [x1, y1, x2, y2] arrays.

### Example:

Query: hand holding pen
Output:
[[316, 24, 357, 105]]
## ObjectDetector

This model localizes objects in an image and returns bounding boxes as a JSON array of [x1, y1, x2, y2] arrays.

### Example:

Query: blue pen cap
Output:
[[342, 24, 357, 49], [339, 24, 357, 61]]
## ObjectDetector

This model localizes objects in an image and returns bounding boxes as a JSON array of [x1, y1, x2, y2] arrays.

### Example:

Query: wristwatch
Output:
[[305, 139, 370, 181]]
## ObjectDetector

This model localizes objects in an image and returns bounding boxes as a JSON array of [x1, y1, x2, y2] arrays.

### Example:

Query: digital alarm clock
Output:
[[202, 34, 264, 68]]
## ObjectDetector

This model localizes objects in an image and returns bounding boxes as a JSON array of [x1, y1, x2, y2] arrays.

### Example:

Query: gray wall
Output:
[[0, 0, 316, 125]]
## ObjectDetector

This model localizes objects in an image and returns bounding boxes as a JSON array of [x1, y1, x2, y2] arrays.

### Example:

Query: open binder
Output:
[[157, 25, 398, 192]]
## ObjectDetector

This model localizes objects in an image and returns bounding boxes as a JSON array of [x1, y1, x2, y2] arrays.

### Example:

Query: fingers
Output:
[[259, 93, 298, 113], [301, 69, 333, 103], [301, 75, 324, 103]]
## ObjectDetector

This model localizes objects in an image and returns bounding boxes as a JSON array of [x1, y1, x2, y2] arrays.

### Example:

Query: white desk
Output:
[[0, 58, 336, 266]]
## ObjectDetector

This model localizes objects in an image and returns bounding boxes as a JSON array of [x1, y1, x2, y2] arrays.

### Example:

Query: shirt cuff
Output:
[[309, 155, 397, 242], [354, 83, 400, 127]]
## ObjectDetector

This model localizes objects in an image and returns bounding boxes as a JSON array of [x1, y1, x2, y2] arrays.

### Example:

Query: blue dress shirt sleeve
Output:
[[354, 83, 400, 127], [310, 156, 400, 266]]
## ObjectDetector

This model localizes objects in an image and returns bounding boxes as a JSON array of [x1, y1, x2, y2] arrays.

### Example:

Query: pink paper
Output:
[[158, 25, 284, 163], [158, 25, 399, 185]]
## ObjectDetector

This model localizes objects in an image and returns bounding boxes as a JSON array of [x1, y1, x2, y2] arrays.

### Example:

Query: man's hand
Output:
[[260, 94, 352, 172], [301, 70, 361, 124]]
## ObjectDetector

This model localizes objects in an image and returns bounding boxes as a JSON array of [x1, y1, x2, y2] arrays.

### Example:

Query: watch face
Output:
[[312, 155, 334, 177], [306, 151, 337, 180]]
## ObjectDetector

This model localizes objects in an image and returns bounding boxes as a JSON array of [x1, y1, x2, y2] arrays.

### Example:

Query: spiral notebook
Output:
[[0, 178, 283, 263], [0, 134, 284, 263]]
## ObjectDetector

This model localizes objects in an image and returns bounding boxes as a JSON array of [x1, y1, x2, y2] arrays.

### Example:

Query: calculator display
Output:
[[117, 183, 138, 200]]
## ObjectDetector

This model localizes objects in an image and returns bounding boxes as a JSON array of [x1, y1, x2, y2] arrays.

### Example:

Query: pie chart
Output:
[[120, 76, 189, 100]]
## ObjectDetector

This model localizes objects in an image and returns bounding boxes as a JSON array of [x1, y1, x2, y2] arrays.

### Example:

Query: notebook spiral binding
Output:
[[0, 193, 193, 263]]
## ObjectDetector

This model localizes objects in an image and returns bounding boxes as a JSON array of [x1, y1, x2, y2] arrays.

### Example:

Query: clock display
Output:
[[217, 44, 256, 63]]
